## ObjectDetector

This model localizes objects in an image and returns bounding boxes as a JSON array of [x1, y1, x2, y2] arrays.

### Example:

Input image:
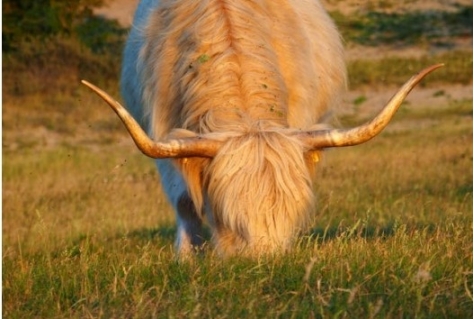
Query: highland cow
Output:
[[82, 0, 441, 257]]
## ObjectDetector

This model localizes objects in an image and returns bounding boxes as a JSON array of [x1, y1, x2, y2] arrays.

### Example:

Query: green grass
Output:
[[348, 50, 473, 88], [3, 94, 472, 317], [4, 224, 471, 318]]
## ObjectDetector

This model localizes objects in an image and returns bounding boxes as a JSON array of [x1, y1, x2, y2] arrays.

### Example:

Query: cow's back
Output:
[[121, 0, 346, 139]]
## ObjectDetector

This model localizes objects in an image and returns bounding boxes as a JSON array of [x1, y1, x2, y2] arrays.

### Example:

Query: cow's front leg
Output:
[[175, 193, 204, 255], [156, 160, 204, 256]]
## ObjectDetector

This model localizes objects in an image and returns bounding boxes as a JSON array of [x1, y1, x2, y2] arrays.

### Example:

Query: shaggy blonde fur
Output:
[[205, 128, 314, 255], [122, 0, 346, 256]]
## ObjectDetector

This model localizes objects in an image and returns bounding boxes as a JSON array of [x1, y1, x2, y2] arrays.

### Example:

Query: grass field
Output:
[[3, 2, 473, 318], [3, 89, 472, 318]]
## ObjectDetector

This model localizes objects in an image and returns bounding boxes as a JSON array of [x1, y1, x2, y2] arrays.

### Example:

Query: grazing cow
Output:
[[82, 0, 441, 257]]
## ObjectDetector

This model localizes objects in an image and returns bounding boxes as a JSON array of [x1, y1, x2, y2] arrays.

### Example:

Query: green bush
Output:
[[3, 36, 122, 96], [331, 5, 473, 46], [75, 16, 127, 54], [3, 0, 127, 95], [2, 0, 125, 53]]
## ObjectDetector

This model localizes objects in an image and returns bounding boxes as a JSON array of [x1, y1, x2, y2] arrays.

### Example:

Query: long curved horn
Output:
[[81, 80, 221, 158], [298, 64, 444, 149]]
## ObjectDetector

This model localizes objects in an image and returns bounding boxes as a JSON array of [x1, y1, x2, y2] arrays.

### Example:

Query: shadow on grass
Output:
[[128, 226, 177, 242], [60, 221, 439, 257], [121, 221, 437, 247], [126, 225, 213, 243]]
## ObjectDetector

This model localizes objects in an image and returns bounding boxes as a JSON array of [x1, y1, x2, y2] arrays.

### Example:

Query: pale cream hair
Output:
[[137, 0, 346, 255]]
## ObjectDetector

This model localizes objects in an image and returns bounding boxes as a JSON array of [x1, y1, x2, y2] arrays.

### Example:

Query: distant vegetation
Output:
[[2, 2, 472, 96], [3, 0, 126, 95], [3, 0, 126, 53], [331, 5, 473, 46], [348, 50, 472, 88]]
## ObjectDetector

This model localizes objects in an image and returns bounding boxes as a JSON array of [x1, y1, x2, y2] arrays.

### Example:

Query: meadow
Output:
[[3, 2, 473, 318]]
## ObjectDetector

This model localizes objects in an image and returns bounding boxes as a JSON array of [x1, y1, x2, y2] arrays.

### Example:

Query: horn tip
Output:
[[426, 63, 445, 72], [81, 79, 95, 89]]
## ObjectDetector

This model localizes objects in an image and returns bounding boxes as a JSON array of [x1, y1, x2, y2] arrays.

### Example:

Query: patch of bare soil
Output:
[[94, 0, 139, 27], [339, 84, 471, 118]]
